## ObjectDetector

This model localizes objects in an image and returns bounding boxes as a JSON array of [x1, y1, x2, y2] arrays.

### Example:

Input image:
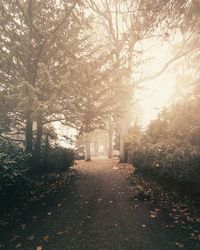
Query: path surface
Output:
[[0, 159, 198, 249]]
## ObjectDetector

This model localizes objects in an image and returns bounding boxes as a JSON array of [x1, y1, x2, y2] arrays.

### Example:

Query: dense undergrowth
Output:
[[0, 139, 75, 213], [127, 83, 200, 197], [129, 142, 200, 196]]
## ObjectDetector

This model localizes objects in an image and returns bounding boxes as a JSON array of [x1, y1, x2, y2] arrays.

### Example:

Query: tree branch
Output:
[[136, 47, 199, 84]]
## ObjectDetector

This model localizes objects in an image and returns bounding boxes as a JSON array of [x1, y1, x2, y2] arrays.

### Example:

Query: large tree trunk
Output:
[[35, 118, 43, 167], [119, 112, 129, 163], [85, 133, 91, 161], [103, 140, 108, 156], [108, 116, 113, 158], [108, 131, 113, 158], [44, 134, 49, 168], [119, 131, 125, 163], [25, 114, 33, 154], [94, 138, 98, 156]]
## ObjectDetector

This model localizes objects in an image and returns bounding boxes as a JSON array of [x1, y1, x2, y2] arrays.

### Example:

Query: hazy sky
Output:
[[135, 42, 177, 127]]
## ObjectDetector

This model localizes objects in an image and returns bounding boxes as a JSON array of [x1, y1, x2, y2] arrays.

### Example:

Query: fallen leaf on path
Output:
[[27, 234, 35, 240], [56, 231, 65, 235], [112, 167, 119, 170], [56, 230, 68, 235], [150, 211, 157, 219], [43, 235, 49, 241], [150, 214, 156, 219], [175, 242, 184, 248], [19, 224, 26, 229], [36, 246, 42, 250], [0, 219, 8, 226], [11, 235, 20, 242]]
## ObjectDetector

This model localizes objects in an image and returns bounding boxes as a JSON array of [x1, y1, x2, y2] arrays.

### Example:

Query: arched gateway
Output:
[[75, 129, 118, 161]]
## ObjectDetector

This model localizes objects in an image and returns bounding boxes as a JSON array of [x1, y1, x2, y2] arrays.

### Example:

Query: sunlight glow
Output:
[[135, 42, 177, 127]]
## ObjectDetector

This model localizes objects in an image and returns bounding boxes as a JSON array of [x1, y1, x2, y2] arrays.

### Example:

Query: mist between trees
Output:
[[0, 0, 200, 207]]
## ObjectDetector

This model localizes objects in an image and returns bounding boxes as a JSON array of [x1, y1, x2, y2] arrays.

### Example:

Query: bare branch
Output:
[[136, 47, 199, 84]]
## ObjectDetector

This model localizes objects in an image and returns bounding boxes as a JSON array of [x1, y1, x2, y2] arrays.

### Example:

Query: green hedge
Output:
[[129, 141, 200, 195], [0, 140, 30, 192], [0, 140, 76, 212], [40, 145, 75, 172]]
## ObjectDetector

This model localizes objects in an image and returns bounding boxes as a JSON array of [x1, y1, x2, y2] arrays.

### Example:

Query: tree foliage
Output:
[[128, 81, 200, 195]]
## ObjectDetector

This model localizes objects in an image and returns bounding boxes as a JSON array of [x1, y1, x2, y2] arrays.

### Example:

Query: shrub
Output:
[[0, 140, 31, 204], [41, 145, 75, 172], [129, 141, 200, 195], [0, 140, 76, 212]]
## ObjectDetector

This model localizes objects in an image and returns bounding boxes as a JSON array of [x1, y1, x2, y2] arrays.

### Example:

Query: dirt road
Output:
[[0, 159, 199, 249]]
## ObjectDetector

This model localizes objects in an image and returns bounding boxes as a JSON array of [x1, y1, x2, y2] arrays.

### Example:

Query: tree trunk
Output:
[[108, 116, 113, 158], [94, 138, 98, 156], [35, 118, 43, 167], [119, 112, 129, 163], [119, 131, 125, 162], [85, 133, 91, 161], [44, 134, 49, 168], [108, 130, 113, 158], [25, 115, 33, 154]]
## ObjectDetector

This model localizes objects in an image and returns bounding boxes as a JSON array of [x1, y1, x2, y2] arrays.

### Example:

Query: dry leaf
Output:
[[43, 235, 49, 241], [19, 224, 26, 230], [112, 167, 119, 170], [175, 242, 184, 248], [27, 234, 35, 240], [150, 211, 157, 219], [16, 243, 22, 248], [56, 230, 68, 235], [11, 235, 20, 242], [150, 214, 156, 219], [36, 246, 42, 250]]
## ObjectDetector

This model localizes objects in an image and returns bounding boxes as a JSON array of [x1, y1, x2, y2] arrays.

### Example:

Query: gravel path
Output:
[[0, 158, 199, 250]]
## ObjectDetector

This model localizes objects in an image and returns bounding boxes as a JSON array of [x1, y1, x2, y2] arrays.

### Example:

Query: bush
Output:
[[0, 140, 76, 212], [129, 141, 200, 195], [0, 140, 31, 204], [40, 145, 76, 172], [127, 83, 200, 197]]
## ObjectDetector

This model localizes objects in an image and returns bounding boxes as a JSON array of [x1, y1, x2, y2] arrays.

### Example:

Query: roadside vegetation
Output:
[[0, 138, 75, 213], [126, 82, 200, 198]]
